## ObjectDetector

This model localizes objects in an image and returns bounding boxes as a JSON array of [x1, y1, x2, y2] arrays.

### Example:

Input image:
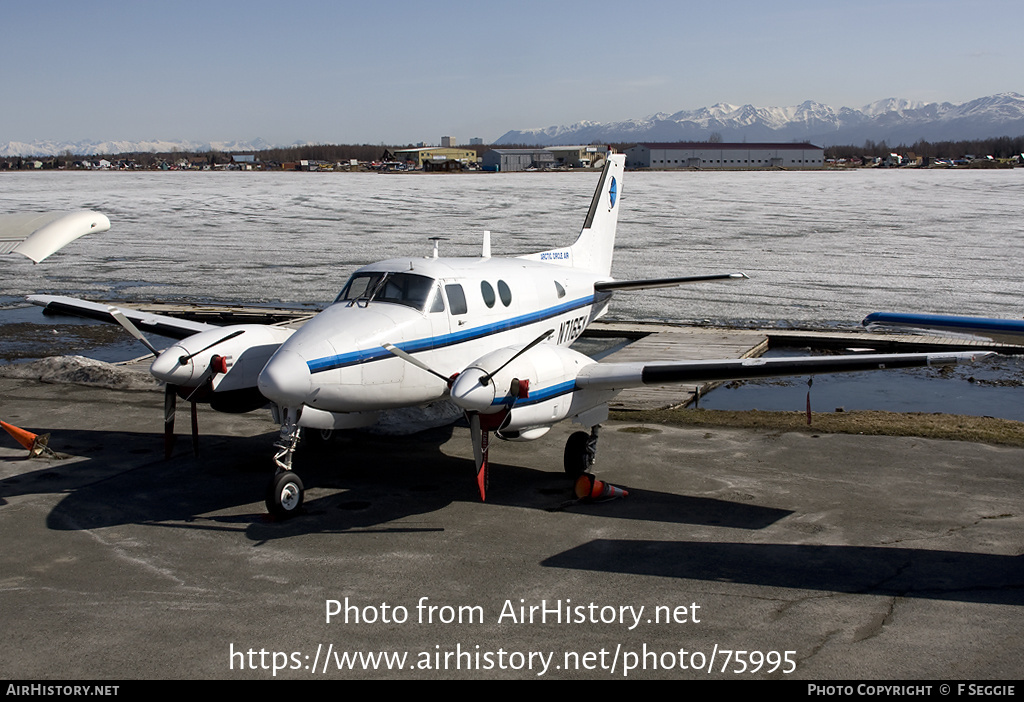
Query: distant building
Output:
[[625, 142, 825, 169], [441, 136, 456, 147], [231, 154, 256, 170], [481, 149, 556, 172], [470, 137, 484, 145], [393, 147, 478, 168], [545, 145, 609, 168]]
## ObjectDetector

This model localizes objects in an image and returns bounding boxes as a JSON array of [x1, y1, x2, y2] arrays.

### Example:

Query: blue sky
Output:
[[3, 0, 1020, 145]]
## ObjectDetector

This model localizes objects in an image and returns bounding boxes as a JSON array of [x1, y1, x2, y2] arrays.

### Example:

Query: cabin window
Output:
[[497, 280, 512, 306], [428, 285, 445, 313], [480, 281, 496, 308], [334, 271, 438, 312], [445, 284, 468, 315]]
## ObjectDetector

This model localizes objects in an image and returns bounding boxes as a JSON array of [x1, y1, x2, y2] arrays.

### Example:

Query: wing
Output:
[[575, 351, 994, 391], [863, 312, 1024, 347], [27, 294, 216, 340], [594, 272, 747, 292], [1, 210, 110, 263]]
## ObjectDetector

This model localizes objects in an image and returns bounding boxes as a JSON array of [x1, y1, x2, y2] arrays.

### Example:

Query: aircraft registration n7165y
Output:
[[29, 154, 992, 517]]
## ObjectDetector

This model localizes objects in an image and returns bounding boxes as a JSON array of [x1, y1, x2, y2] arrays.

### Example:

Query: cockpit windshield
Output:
[[334, 271, 440, 312]]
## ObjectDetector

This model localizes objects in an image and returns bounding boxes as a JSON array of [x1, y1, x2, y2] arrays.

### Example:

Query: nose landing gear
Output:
[[266, 406, 305, 518]]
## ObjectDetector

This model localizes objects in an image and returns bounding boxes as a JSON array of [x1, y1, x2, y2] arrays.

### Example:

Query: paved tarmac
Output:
[[1, 375, 1021, 680]]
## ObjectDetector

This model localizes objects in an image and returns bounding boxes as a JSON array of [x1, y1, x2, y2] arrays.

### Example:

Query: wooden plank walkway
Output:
[[595, 326, 768, 411], [586, 321, 1021, 412]]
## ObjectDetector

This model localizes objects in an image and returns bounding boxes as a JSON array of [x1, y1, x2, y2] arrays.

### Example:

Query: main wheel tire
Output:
[[307, 428, 335, 445], [266, 471, 304, 518], [563, 431, 591, 478]]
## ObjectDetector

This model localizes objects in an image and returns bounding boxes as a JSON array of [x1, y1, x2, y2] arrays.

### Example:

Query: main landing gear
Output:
[[564, 425, 600, 479], [266, 407, 305, 518]]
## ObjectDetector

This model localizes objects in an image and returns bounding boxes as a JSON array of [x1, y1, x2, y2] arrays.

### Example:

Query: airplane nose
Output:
[[450, 368, 497, 414], [258, 350, 312, 406], [150, 346, 195, 385]]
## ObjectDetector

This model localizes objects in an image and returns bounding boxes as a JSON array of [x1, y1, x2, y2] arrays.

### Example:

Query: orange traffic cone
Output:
[[1, 420, 54, 458], [574, 473, 628, 501]]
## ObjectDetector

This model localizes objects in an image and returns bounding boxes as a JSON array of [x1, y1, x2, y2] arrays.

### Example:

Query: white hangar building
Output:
[[625, 142, 825, 169]]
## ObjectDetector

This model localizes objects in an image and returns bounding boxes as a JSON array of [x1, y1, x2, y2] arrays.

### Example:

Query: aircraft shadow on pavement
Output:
[[541, 539, 1024, 606], [2, 425, 792, 539]]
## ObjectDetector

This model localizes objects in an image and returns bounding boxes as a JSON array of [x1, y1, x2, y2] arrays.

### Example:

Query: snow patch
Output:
[[0, 356, 160, 391]]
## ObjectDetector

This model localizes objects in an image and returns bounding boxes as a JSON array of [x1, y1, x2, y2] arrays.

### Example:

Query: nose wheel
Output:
[[266, 470, 304, 517]]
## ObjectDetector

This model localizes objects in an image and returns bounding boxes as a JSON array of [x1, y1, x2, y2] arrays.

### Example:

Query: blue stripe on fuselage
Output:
[[491, 379, 576, 408], [307, 294, 596, 374]]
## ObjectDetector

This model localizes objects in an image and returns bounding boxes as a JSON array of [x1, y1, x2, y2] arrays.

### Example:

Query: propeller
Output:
[[104, 306, 186, 458], [466, 377, 529, 501], [381, 343, 454, 384], [163, 384, 177, 459], [108, 306, 161, 356], [478, 329, 552, 386], [382, 334, 547, 501], [107, 308, 243, 460], [177, 329, 245, 365]]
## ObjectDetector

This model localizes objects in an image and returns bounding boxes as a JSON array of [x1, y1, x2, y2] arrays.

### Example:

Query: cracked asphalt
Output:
[[1, 376, 1021, 679]]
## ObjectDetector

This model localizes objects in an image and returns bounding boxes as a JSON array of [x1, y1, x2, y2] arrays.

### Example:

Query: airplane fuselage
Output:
[[257, 255, 612, 422]]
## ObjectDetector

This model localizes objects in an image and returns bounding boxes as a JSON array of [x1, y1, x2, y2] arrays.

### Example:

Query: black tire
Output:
[[266, 471, 304, 518], [306, 428, 335, 445], [563, 431, 591, 478]]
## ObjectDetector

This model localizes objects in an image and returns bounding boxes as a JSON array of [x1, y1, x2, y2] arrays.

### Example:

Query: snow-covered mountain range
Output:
[[3, 93, 1022, 156], [494, 93, 1024, 147]]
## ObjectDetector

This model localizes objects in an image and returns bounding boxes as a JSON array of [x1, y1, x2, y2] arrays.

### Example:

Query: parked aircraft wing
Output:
[[863, 312, 1024, 346], [575, 351, 993, 391], [1, 210, 110, 263], [27, 294, 216, 340]]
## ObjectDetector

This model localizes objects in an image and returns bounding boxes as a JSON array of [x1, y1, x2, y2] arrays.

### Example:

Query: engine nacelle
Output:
[[450, 343, 615, 436], [150, 324, 294, 395]]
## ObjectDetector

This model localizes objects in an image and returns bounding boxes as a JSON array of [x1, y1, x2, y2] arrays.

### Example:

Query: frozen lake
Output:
[[3, 167, 1023, 329]]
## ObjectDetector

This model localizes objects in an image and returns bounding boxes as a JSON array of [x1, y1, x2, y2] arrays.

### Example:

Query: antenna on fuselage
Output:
[[428, 236, 447, 258], [482, 230, 491, 258]]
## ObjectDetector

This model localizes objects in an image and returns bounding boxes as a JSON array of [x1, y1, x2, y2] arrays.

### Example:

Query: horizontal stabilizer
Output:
[[595, 272, 747, 292], [864, 312, 1024, 346], [576, 351, 993, 391], [28, 295, 215, 340]]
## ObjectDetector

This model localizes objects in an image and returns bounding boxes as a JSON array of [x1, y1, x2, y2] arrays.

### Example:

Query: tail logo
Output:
[[609, 177, 618, 209]]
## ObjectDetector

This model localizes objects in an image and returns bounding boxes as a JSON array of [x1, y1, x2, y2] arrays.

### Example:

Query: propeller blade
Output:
[[183, 369, 214, 402], [469, 413, 488, 501], [190, 401, 200, 458], [480, 328, 553, 386], [181, 375, 214, 458], [108, 307, 160, 356], [381, 343, 452, 384], [164, 384, 177, 459], [178, 329, 245, 365]]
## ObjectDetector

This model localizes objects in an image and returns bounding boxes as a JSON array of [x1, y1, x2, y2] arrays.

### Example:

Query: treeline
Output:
[[2, 142, 502, 169], [826, 135, 1024, 160]]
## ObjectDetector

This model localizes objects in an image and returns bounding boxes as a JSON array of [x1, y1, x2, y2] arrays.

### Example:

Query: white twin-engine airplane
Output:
[[30, 155, 992, 517]]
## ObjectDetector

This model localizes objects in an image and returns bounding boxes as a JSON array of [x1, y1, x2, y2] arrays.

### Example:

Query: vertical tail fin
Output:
[[520, 154, 624, 275]]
